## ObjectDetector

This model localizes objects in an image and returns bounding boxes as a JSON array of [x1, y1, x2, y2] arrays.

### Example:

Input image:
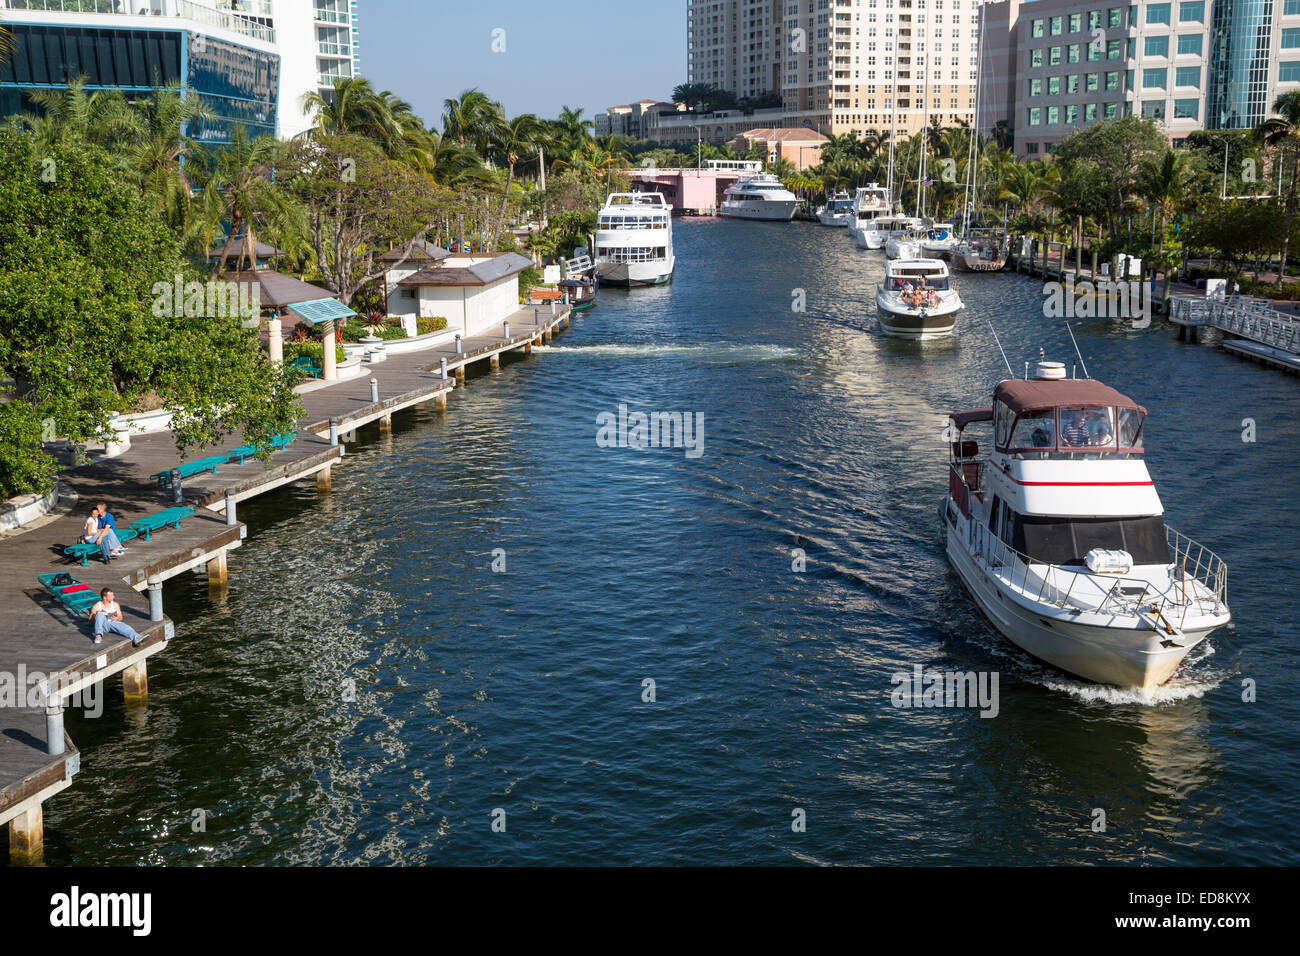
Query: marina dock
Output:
[[0, 304, 571, 862]]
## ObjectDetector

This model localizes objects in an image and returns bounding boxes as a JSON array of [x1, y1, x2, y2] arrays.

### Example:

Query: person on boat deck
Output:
[[86, 588, 142, 647], [1061, 409, 1093, 447], [83, 509, 125, 563], [1086, 410, 1114, 445]]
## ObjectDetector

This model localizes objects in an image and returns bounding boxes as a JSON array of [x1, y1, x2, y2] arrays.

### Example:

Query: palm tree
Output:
[[300, 77, 414, 158], [1256, 90, 1300, 288], [23, 76, 139, 148], [554, 105, 594, 152], [195, 124, 288, 275], [443, 88, 507, 158], [130, 83, 215, 228], [1139, 150, 1198, 269], [494, 113, 550, 222]]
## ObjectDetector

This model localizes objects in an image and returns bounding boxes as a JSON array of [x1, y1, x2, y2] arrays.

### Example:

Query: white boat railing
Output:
[[965, 512, 1228, 630]]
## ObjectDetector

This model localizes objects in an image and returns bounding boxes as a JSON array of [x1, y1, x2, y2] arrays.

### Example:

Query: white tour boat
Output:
[[943, 360, 1231, 689], [875, 258, 964, 338], [594, 192, 675, 286], [719, 173, 800, 221], [816, 191, 855, 226]]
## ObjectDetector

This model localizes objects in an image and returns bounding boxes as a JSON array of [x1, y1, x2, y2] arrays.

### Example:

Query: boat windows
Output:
[[1010, 409, 1055, 450], [1011, 514, 1170, 566], [600, 247, 667, 263], [598, 215, 666, 230], [1117, 407, 1145, 448], [994, 402, 1015, 447], [1059, 405, 1116, 450]]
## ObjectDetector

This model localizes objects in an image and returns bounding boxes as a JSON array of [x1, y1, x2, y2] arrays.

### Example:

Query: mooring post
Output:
[[329, 417, 339, 447], [46, 702, 65, 756], [534, 307, 540, 328], [148, 575, 163, 622], [8, 804, 44, 865], [172, 469, 182, 504], [369, 377, 379, 404], [225, 491, 237, 526], [455, 334, 463, 355], [207, 550, 227, 586], [122, 660, 148, 701], [503, 320, 510, 339], [550, 300, 556, 316]]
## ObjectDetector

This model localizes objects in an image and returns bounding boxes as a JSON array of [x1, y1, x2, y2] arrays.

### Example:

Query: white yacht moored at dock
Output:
[[876, 258, 964, 338], [816, 191, 855, 226], [719, 173, 800, 221], [594, 192, 675, 286], [943, 362, 1231, 689], [919, 223, 959, 258]]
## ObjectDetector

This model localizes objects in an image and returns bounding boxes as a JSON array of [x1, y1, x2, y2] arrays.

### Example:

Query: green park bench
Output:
[[38, 572, 102, 613], [227, 431, 297, 464], [128, 506, 195, 541], [62, 528, 139, 566], [149, 455, 228, 489], [288, 356, 321, 379]]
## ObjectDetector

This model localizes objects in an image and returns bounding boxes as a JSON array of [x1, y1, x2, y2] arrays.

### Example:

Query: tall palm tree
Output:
[[554, 105, 594, 152], [443, 88, 507, 158], [195, 124, 288, 275], [1139, 150, 1198, 268], [495, 113, 550, 222], [1256, 90, 1300, 288], [130, 83, 215, 228]]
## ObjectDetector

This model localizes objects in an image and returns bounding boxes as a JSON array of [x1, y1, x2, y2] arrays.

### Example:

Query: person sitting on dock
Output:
[[86, 589, 142, 647], [83, 509, 125, 563], [96, 502, 116, 530]]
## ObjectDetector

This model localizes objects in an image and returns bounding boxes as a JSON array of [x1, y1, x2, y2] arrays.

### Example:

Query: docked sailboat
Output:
[[951, 232, 1008, 272], [943, 360, 1231, 689], [875, 258, 963, 337], [816, 191, 855, 226], [594, 192, 675, 286], [719, 173, 800, 221]]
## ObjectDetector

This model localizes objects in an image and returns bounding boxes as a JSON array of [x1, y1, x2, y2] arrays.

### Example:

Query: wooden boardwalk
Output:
[[0, 303, 570, 861]]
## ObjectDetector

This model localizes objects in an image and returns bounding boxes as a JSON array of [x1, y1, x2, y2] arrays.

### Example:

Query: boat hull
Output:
[[876, 297, 962, 338], [596, 258, 675, 286], [885, 239, 921, 259], [817, 211, 852, 226], [944, 520, 1217, 688], [720, 200, 799, 221]]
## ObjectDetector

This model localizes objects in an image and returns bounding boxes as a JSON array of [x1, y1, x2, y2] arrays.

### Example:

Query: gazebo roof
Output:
[[377, 240, 453, 263], [208, 236, 286, 261], [220, 269, 335, 310]]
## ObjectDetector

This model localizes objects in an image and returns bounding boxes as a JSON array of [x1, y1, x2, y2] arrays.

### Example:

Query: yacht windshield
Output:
[[1012, 515, 1170, 566]]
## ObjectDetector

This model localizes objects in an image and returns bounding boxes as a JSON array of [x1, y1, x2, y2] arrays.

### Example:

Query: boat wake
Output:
[[533, 343, 800, 361], [1033, 643, 1229, 706]]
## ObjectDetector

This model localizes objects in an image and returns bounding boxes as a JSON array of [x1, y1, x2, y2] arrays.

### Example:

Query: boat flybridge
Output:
[[876, 258, 964, 338], [816, 191, 855, 226], [719, 173, 800, 221], [846, 183, 891, 235], [594, 192, 675, 286], [943, 360, 1231, 689], [919, 223, 959, 258], [853, 212, 915, 250]]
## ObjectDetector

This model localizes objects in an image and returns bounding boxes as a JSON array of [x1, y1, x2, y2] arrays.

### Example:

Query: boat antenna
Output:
[[986, 317, 1015, 379], [1064, 321, 1090, 378]]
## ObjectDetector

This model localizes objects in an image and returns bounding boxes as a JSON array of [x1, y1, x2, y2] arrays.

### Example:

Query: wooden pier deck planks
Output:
[[0, 302, 571, 854]]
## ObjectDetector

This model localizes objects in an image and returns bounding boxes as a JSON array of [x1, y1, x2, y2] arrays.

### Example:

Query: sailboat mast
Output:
[[887, 44, 897, 209]]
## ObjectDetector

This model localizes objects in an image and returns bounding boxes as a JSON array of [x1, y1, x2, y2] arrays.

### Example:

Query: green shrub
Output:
[[340, 319, 408, 341], [416, 315, 448, 335], [283, 340, 346, 367]]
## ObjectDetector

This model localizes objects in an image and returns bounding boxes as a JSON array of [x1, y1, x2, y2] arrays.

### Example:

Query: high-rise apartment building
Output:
[[688, 0, 989, 137], [980, 0, 1300, 157], [0, 0, 360, 141]]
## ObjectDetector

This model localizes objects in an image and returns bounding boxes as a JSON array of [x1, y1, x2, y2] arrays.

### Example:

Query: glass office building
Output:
[[1206, 0, 1276, 129]]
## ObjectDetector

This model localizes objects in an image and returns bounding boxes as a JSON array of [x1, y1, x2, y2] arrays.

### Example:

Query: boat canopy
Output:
[[992, 379, 1147, 455], [950, 408, 993, 429], [994, 379, 1145, 415]]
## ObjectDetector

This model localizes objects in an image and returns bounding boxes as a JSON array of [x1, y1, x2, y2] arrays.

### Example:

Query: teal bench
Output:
[[288, 356, 321, 379], [63, 528, 138, 566], [38, 572, 101, 614], [150, 455, 228, 489], [128, 506, 195, 541], [226, 431, 296, 464]]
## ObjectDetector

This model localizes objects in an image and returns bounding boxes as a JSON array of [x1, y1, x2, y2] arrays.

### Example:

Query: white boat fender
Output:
[[1085, 548, 1133, 574]]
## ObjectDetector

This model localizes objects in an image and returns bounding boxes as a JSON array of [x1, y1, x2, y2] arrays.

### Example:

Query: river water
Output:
[[38, 219, 1300, 865]]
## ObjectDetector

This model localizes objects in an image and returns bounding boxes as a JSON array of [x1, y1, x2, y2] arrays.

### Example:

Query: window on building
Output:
[[1287, 0, 1300, 13], [1027, 141, 1040, 154], [1087, 73, 1100, 91], [1107, 39, 1121, 59], [1173, 98, 1199, 119], [1175, 65, 1200, 86], [1085, 102, 1098, 121], [1282, 61, 1300, 82], [1068, 74, 1080, 93], [1179, 1, 1204, 21], [1142, 99, 1166, 119], [1049, 76, 1061, 94], [1050, 15, 1063, 34], [1089, 10, 1102, 29], [1284, 28, 1300, 49], [1050, 46, 1062, 65], [1029, 77, 1043, 96], [1104, 102, 1119, 118], [1177, 33, 1203, 55], [1028, 107, 1042, 125], [1031, 18, 1045, 37], [1031, 48, 1043, 67], [1066, 103, 1079, 123], [1068, 43, 1080, 62], [1108, 7, 1122, 27], [1069, 13, 1082, 32], [1143, 67, 1167, 88], [1145, 36, 1169, 57], [1147, 3, 1171, 23], [1087, 42, 1101, 62], [1047, 105, 1060, 123], [1105, 71, 1120, 90]]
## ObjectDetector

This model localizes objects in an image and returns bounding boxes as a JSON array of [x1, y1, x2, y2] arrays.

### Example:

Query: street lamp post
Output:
[[696, 127, 702, 169]]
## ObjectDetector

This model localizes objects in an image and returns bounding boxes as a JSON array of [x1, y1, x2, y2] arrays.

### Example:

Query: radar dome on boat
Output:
[[1034, 360, 1067, 380]]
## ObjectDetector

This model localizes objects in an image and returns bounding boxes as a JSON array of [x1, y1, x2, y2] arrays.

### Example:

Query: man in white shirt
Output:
[[86, 589, 142, 646]]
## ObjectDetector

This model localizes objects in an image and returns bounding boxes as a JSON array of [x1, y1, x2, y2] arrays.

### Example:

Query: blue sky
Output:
[[359, 0, 685, 128]]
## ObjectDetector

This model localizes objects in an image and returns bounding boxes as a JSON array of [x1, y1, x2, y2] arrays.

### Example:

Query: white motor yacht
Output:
[[943, 360, 1231, 689], [719, 173, 800, 221], [875, 258, 964, 338], [816, 191, 855, 226]]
